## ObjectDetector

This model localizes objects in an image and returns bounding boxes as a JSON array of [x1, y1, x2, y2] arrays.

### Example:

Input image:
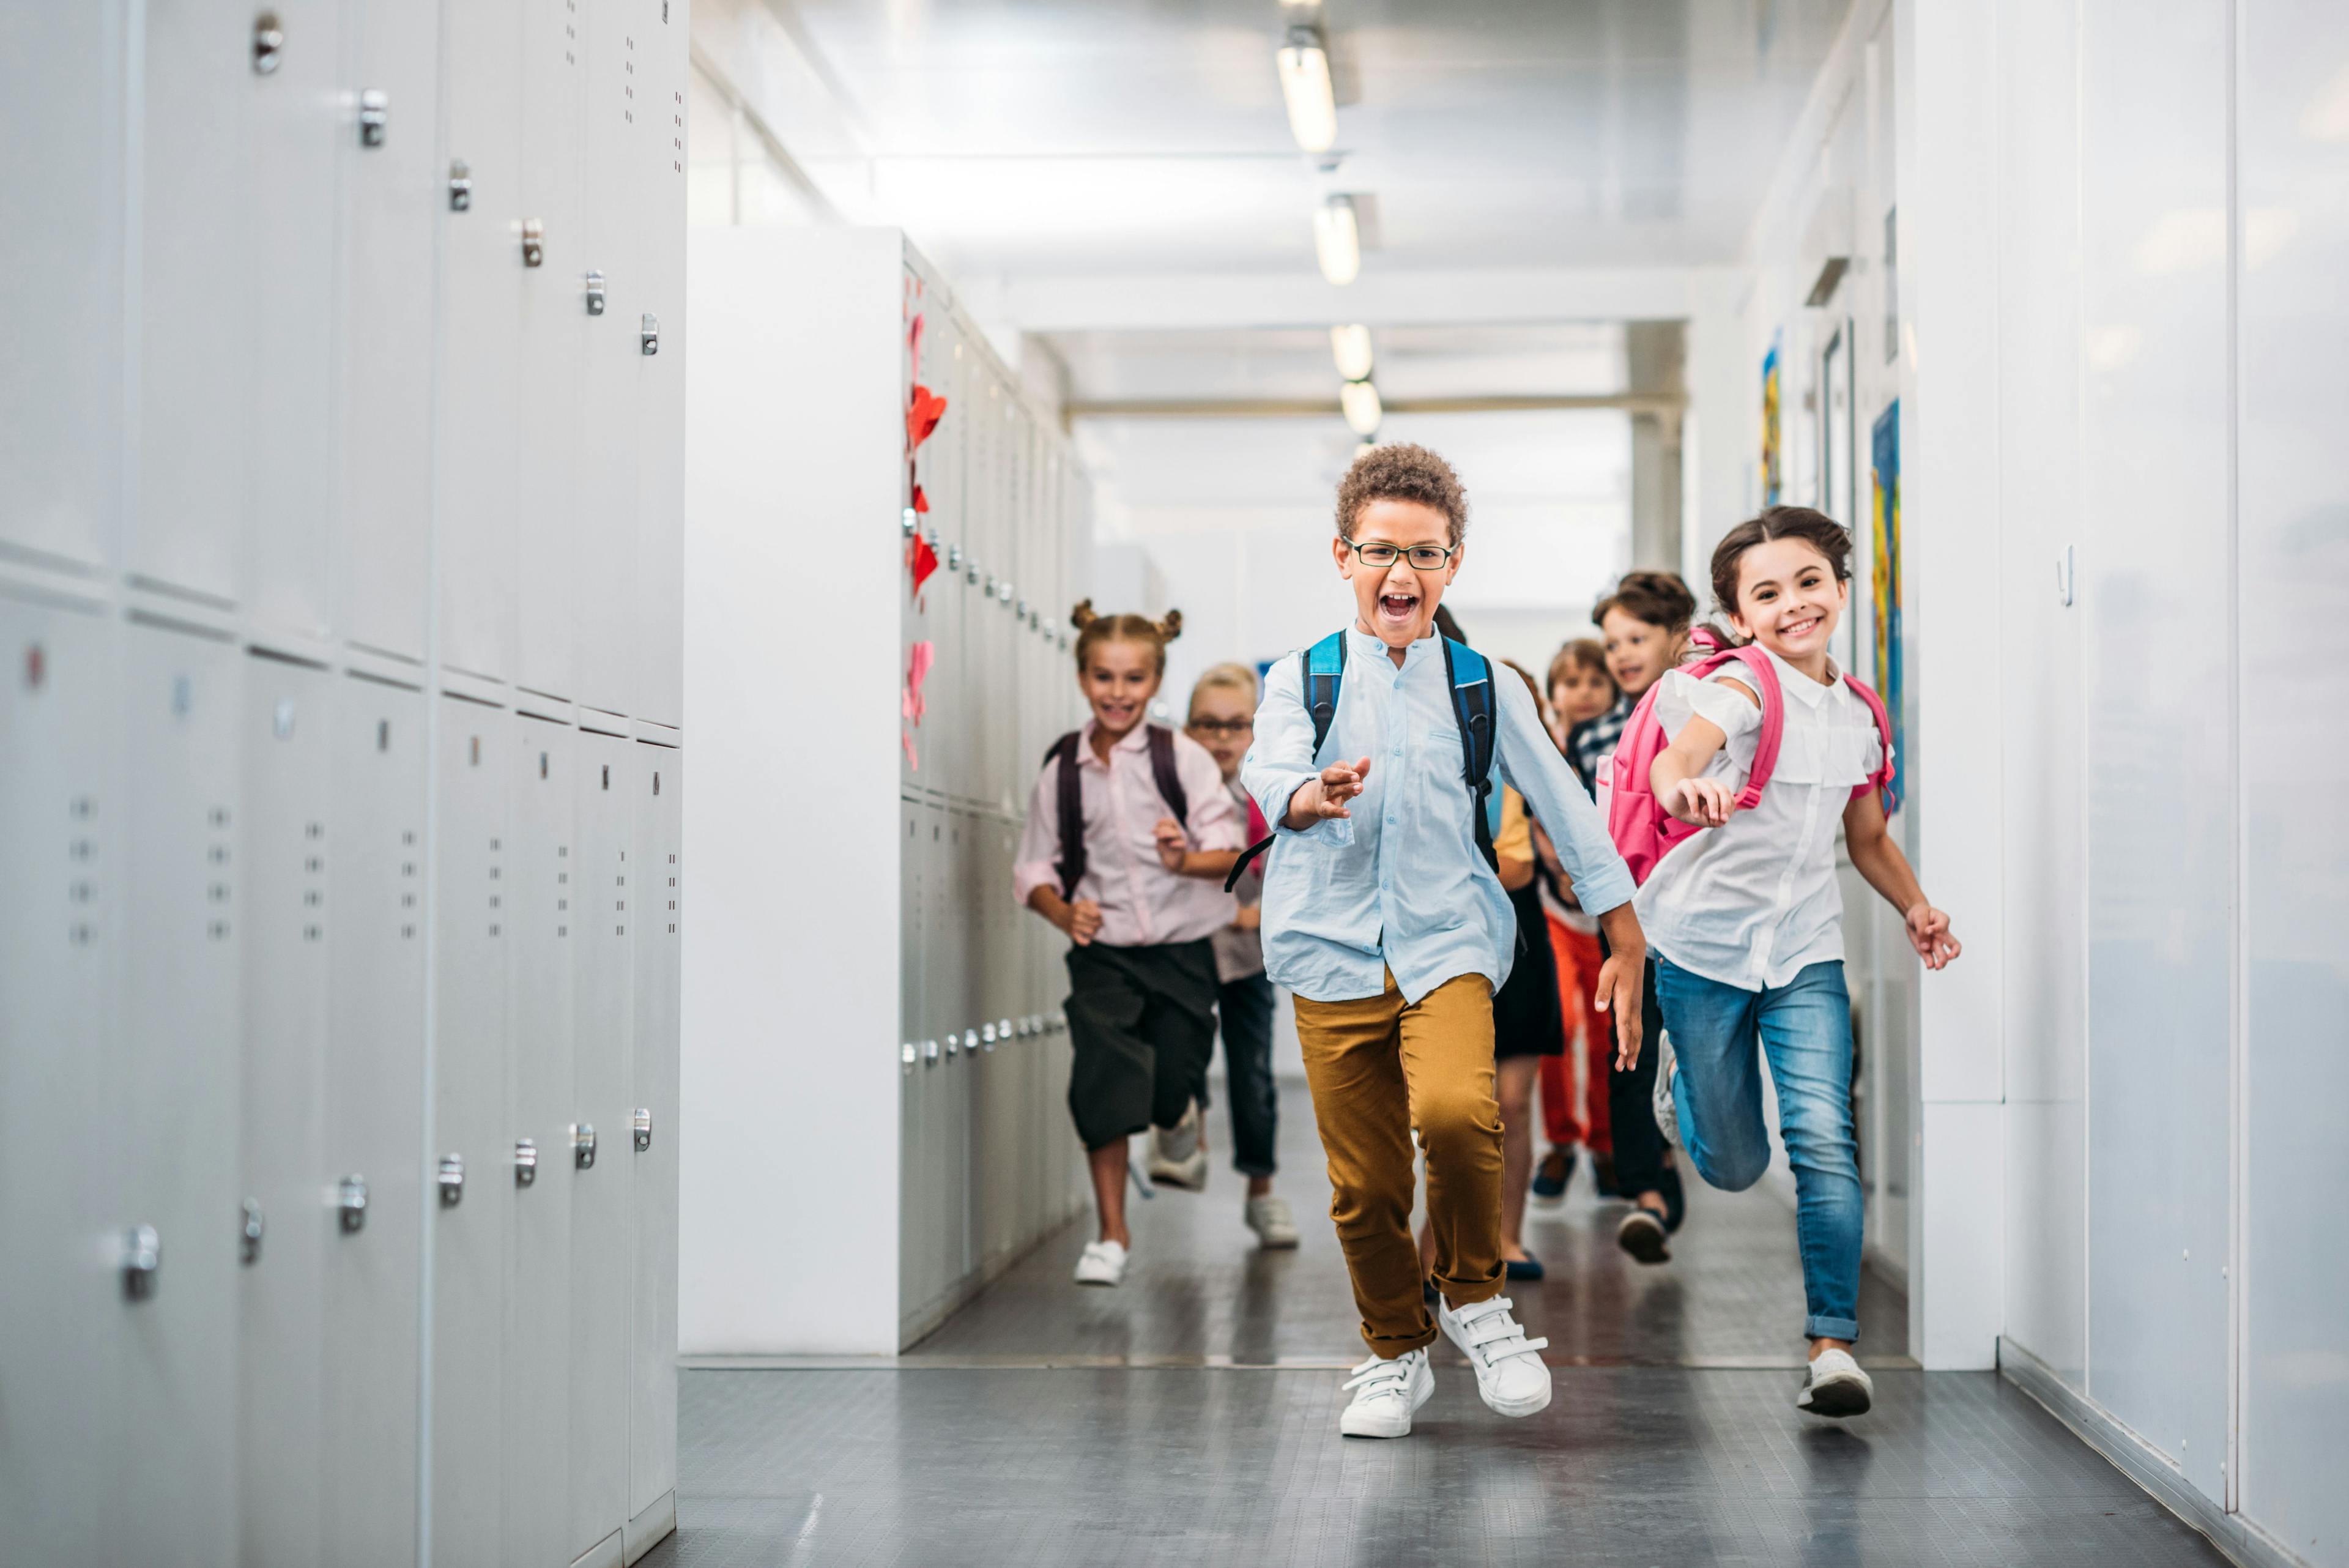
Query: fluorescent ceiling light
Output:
[[1329, 323, 1374, 381], [1340, 379, 1382, 436], [1315, 195, 1360, 286], [1276, 25, 1337, 153]]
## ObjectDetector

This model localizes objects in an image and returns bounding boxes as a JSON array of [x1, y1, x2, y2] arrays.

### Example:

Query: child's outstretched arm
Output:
[[1648, 677, 1757, 827], [1842, 791, 1961, 969]]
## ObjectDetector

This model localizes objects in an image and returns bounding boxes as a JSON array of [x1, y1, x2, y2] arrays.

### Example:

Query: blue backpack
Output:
[[1224, 631, 1500, 891]]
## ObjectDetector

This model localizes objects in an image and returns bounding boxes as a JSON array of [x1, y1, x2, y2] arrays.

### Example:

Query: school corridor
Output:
[[4, 1, 2343, 1566]]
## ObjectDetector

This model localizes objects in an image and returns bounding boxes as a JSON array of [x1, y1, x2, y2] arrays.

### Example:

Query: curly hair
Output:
[[1335, 442, 1469, 546], [1069, 599, 1183, 677]]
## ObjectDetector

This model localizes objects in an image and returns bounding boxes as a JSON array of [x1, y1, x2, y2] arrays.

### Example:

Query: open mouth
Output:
[[1377, 591, 1420, 625], [1779, 613, 1822, 640]]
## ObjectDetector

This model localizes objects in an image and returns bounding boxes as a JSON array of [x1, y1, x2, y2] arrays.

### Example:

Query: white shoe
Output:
[[1073, 1239, 1128, 1287], [1797, 1347, 1874, 1417], [1438, 1295, 1552, 1418], [1244, 1194, 1299, 1249], [1148, 1102, 1209, 1190], [1651, 1029, 1682, 1150], [1338, 1348, 1434, 1438]]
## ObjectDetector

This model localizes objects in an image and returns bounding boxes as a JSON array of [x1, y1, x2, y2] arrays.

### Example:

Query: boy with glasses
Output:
[[1185, 664, 1298, 1247], [1240, 444, 1647, 1438]]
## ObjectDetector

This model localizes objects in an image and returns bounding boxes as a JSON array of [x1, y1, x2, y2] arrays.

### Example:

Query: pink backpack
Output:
[[1601, 637, 1896, 886]]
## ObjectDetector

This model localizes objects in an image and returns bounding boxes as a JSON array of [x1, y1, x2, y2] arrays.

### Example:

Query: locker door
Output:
[[334, 0, 441, 661], [128, 0, 251, 606], [631, 0, 688, 728], [898, 798, 926, 1325], [249, 0, 347, 641], [949, 809, 977, 1283], [239, 651, 333, 1568], [0, 602, 119, 1564], [321, 673, 426, 1568], [570, 727, 634, 1561], [505, 714, 576, 1567], [516, 0, 587, 700], [571, 0, 649, 716], [431, 697, 513, 1564], [628, 741, 681, 1529], [0, 6, 122, 574], [436, 0, 526, 683], [115, 625, 242, 1563]]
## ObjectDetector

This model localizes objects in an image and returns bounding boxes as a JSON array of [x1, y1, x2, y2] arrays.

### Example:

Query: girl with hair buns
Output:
[[1014, 601, 1246, 1288]]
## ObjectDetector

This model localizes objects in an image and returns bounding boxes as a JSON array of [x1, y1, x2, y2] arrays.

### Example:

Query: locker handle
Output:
[[521, 219, 545, 269], [980, 1022, 996, 1049], [448, 158, 472, 212], [252, 12, 284, 75], [357, 89, 387, 149], [121, 1225, 161, 1301], [633, 1109, 653, 1153], [640, 313, 661, 355], [584, 270, 607, 316], [438, 1154, 466, 1207], [514, 1138, 539, 1186], [901, 1042, 918, 1068], [573, 1124, 597, 1170], [337, 1175, 368, 1233], [241, 1198, 265, 1266], [923, 1038, 940, 1068]]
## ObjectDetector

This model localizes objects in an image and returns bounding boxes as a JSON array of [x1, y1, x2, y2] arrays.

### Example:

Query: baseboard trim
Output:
[[1997, 1336, 2310, 1568], [625, 1490, 677, 1566], [570, 1526, 624, 1568]]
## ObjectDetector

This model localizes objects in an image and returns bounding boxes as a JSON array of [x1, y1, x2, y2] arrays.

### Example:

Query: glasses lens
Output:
[[1406, 546, 1450, 569], [1357, 543, 1399, 566]]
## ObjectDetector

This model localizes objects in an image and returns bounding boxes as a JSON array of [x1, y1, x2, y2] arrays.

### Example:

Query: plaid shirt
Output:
[[1565, 694, 1633, 795]]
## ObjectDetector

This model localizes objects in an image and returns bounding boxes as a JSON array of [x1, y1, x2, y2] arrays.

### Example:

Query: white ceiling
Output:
[[1044, 319, 1630, 401]]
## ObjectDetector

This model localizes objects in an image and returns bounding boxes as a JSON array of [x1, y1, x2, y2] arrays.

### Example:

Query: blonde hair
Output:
[[1069, 599, 1183, 678], [1187, 661, 1258, 716]]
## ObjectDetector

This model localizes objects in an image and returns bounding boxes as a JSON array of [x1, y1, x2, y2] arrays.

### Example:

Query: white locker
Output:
[[333, 1, 442, 663], [321, 675, 427, 1568], [506, 713, 577, 1567], [632, 0, 688, 728], [436, 0, 527, 683], [0, 6, 123, 576], [0, 601, 120, 1564], [516, 0, 589, 700], [569, 726, 634, 1562], [628, 741, 681, 1534], [128, 0, 252, 607], [432, 698, 514, 1565], [248, 0, 347, 642], [898, 799, 927, 1319], [237, 652, 335, 1568]]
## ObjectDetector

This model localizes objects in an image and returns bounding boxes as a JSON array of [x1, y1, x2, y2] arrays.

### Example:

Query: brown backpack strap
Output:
[[1047, 732, 1085, 900], [1144, 723, 1189, 834]]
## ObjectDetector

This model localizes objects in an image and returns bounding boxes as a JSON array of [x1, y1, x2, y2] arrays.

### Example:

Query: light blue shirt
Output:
[[1241, 626, 1637, 1005]]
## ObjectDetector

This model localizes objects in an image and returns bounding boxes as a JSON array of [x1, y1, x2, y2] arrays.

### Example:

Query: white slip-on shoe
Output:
[[1072, 1239, 1129, 1287], [1797, 1347, 1874, 1417], [1438, 1295, 1553, 1418], [1244, 1194, 1300, 1249], [1650, 1029, 1683, 1150], [1338, 1348, 1434, 1438], [1148, 1102, 1209, 1190]]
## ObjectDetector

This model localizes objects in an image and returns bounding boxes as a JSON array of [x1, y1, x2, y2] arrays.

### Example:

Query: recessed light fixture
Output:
[[1330, 323, 1373, 381], [1315, 194, 1361, 286], [1276, 23, 1337, 152], [1340, 379, 1382, 437]]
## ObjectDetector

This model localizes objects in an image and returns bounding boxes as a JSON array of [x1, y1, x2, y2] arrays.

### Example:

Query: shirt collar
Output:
[[1078, 718, 1152, 766], [1346, 623, 1438, 667], [1761, 645, 1838, 707]]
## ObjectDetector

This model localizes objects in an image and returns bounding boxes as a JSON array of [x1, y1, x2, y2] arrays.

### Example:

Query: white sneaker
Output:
[[1244, 1194, 1299, 1249], [1338, 1348, 1434, 1438], [1438, 1295, 1552, 1418], [1651, 1029, 1682, 1150], [1148, 1101, 1209, 1190], [1073, 1239, 1128, 1287], [1797, 1347, 1874, 1417]]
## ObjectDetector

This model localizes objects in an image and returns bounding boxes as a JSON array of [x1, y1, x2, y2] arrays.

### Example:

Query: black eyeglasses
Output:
[[1347, 540, 1458, 570], [1186, 717, 1253, 736]]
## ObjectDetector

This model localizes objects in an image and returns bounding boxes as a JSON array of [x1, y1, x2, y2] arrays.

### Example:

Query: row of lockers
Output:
[[0, 606, 680, 1566], [1, 0, 686, 724]]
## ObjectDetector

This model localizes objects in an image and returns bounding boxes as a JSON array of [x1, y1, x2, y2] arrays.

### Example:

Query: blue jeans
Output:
[[1653, 955, 1862, 1342]]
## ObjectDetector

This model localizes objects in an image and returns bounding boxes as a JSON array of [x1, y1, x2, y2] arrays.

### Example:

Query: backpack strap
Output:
[[1441, 637, 1499, 871], [1224, 631, 1348, 893], [1143, 723, 1189, 832], [1044, 730, 1086, 901], [1841, 675, 1898, 811], [1684, 647, 1786, 809]]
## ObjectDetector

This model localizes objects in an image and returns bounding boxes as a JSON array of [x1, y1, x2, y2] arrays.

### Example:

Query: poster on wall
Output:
[[1869, 399, 1903, 814], [1761, 338, 1784, 506]]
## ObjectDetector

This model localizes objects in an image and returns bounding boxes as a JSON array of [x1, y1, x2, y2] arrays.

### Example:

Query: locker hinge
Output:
[[336, 1174, 369, 1233], [573, 1124, 597, 1169], [240, 1198, 265, 1265], [357, 89, 388, 149], [640, 313, 660, 355], [438, 1154, 466, 1206], [633, 1109, 653, 1152], [121, 1225, 161, 1301], [514, 1138, 538, 1186], [252, 11, 284, 75], [448, 158, 473, 212], [521, 218, 546, 269], [584, 269, 607, 316]]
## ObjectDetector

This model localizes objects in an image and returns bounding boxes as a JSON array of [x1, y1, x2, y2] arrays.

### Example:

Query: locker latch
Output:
[[573, 1124, 597, 1170], [640, 313, 660, 355], [923, 1038, 940, 1068], [980, 1022, 997, 1050], [337, 1175, 369, 1233], [967, 562, 981, 586], [241, 1198, 265, 1266], [438, 1154, 466, 1207], [584, 269, 607, 316], [633, 1109, 653, 1153], [946, 544, 963, 570], [521, 219, 545, 269], [901, 1042, 918, 1068], [998, 1018, 1012, 1044], [448, 158, 472, 212], [121, 1225, 161, 1301], [998, 582, 1015, 606], [943, 1031, 959, 1060], [962, 1028, 979, 1057], [1016, 598, 1030, 619], [357, 89, 388, 149], [514, 1138, 538, 1186], [252, 12, 284, 75], [902, 509, 919, 536]]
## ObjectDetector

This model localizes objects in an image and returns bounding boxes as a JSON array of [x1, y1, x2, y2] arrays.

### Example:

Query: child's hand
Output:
[[1064, 899, 1104, 946], [1152, 817, 1191, 872], [1285, 757, 1372, 828], [1233, 904, 1261, 932], [1904, 902, 1961, 970], [1666, 776, 1737, 828]]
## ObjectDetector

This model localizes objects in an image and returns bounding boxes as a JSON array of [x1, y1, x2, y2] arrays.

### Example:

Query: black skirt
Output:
[[1491, 881, 1564, 1060]]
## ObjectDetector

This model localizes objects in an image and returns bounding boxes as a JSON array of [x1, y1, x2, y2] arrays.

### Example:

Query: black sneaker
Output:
[[1592, 1151, 1620, 1198], [1529, 1148, 1574, 1209], [1616, 1207, 1671, 1265]]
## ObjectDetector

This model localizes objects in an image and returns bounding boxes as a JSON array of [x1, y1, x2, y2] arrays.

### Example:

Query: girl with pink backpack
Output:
[[1617, 506, 1959, 1419]]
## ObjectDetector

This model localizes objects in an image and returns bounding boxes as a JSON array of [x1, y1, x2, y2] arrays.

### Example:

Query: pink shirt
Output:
[[1013, 722, 1244, 948]]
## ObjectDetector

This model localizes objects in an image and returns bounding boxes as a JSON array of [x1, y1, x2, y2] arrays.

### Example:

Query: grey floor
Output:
[[645, 1083, 2225, 1566]]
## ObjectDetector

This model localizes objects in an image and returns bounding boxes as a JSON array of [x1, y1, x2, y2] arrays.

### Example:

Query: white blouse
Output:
[[1630, 647, 1887, 992]]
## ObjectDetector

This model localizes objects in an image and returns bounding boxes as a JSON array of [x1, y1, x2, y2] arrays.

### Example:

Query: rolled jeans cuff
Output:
[[1806, 1315, 1860, 1343]]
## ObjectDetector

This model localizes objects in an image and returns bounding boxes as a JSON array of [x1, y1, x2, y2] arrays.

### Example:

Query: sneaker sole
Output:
[[1617, 1213, 1671, 1264], [1149, 1156, 1209, 1191], [1798, 1373, 1872, 1418], [1252, 1232, 1301, 1250]]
